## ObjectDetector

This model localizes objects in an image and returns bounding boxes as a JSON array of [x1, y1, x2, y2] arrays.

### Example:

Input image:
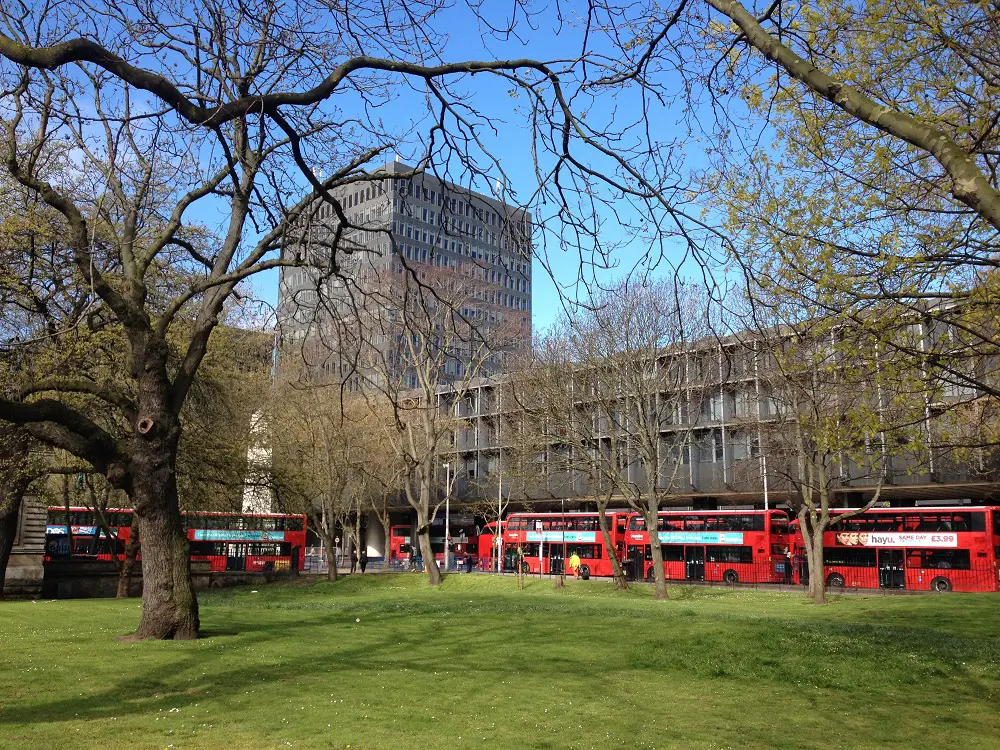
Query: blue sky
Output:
[[241, 0, 718, 335]]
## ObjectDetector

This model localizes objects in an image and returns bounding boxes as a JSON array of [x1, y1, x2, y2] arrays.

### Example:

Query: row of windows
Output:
[[190, 542, 293, 556], [629, 514, 769, 532], [630, 545, 756, 563], [394, 181, 531, 238], [823, 548, 973, 570], [511, 543, 604, 559], [506, 515, 625, 532], [47, 510, 305, 532], [184, 514, 305, 531], [46, 537, 127, 558], [48, 510, 135, 528], [832, 512, 987, 533], [393, 200, 529, 255]]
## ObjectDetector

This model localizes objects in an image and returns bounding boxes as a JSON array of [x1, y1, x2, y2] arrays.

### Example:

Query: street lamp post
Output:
[[443, 462, 451, 573]]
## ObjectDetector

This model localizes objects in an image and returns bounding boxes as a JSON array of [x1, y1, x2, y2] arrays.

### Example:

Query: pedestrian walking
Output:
[[569, 551, 581, 578], [465, 555, 474, 573], [359, 550, 368, 574], [350, 549, 358, 574]]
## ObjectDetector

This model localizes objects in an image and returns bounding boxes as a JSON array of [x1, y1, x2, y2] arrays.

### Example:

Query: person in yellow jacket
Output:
[[568, 552, 582, 578]]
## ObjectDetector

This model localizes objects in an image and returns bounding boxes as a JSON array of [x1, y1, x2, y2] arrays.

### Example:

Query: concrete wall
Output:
[[3, 496, 45, 598], [365, 511, 387, 558]]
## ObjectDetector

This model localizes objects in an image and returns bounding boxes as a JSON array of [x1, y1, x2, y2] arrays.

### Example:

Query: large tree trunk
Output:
[[798, 507, 828, 605], [116, 513, 140, 599], [807, 529, 826, 605], [596, 498, 627, 590], [131, 432, 199, 640], [644, 496, 668, 600], [808, 516, 829, 605], [0, 430, 32, 598], [0, 491, 24, 600], [417, 523, 442, 585]]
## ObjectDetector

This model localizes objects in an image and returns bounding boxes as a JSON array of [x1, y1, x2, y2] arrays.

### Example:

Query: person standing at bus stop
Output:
[[569, 551, 581, 579], [359, 550, 368, 574]]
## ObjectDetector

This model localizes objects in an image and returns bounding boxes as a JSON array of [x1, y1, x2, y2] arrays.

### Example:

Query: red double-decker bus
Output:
[[795, 505, 1000, 593], [388, 525, 414, 562], [502, 511, 631, 578], [625, 509, 791, 584], [477, 521, 500, 571], [45, 507, 308, 572], [185, 511, 307, 572], [388, 521, 481, 568]]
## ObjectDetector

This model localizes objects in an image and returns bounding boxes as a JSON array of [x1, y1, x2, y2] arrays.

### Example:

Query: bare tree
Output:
[[517, 279, 717, 599], [348, 265, 516, 585], [269, 380, 384, 581], [0, 0, 711, 638]]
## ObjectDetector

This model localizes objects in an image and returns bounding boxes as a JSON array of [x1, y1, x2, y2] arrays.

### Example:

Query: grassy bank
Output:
[[1, 574, 999, 749]]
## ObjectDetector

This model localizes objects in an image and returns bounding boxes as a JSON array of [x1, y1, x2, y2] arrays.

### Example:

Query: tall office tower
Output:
[[277, 161, 533, 386]]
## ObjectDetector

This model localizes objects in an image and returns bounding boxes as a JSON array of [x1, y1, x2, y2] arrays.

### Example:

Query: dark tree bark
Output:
[[596, 494, 627, 590], [383, 514, 392, 569], [129, 411, 198, 640], [643, 483, 668, 600], [0, 489, 25, 599], [417, 521, 442, 585], [116, 512, 141, 599], [0, 430, 33, 598]]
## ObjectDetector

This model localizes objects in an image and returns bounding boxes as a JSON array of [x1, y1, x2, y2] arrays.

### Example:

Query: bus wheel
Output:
[[520, 561, 530, 574], [826, 573, 846, 588], [579, 565, 591, 580], [646, 567, 656, 582], [723, 569, 739, 585], [931, 576, 952, 593]]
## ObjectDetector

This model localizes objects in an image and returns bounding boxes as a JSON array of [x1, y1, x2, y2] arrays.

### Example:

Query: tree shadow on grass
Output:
[[0, 597, 615, 728]]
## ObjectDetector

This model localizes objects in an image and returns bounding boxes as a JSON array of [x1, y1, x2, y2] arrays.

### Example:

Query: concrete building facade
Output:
[[277, 161, 533, 385], [439, 333, 1000, 512]]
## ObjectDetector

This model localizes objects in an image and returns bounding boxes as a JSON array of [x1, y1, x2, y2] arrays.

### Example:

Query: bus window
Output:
[[907, 549, 971, 570], [683, 516, 706, 531], [823, 548, 876, 567], [665, 546, 684, 562], [707, 546, 753, 564]]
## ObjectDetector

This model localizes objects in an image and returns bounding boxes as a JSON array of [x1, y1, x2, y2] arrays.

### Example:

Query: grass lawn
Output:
[[1, 574, 999, 749]]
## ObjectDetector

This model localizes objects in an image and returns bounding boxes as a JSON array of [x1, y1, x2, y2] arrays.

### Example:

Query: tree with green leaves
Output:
[[738, 305, 932, 604]]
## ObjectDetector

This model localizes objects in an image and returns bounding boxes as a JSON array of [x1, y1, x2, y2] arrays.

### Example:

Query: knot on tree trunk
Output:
[[136, 417, 154, 434]]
